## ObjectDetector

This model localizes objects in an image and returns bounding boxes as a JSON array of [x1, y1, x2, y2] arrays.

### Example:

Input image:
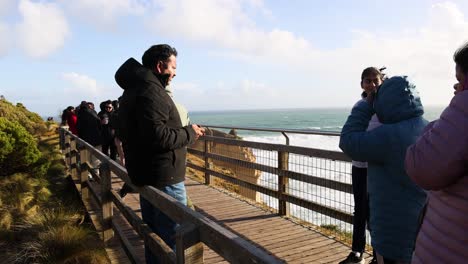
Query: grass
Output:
[[17, 225, 107, 264], [0, 124, 109, 263]]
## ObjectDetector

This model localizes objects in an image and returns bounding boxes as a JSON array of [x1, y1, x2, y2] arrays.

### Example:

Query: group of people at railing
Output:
[[61, 99, 125, 169], [339, 42, 468, 264], [60, 41, 468, 264]]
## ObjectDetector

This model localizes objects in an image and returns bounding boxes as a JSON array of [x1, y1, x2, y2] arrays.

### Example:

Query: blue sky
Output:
[[1, 0, 468, 116]]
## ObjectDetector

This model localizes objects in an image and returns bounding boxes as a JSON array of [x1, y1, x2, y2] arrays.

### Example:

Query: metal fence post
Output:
[[278, 151, 290, 216]]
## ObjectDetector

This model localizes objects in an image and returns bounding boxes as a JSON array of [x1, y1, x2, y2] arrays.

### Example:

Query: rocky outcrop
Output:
[[191, 128, 261, 201]]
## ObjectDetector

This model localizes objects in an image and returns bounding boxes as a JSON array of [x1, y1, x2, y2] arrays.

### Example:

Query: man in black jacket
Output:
[[76, 101, 102, 176], [115, 44, 204, 263], [98, 100, 116, 160]]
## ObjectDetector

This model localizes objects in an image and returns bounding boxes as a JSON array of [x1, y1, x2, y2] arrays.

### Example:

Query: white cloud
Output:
[[64, 0, 146, 28], [62, 72, 99, 93], [146, 0, 311, 62], [17, 0, 70, 58], [147, 1, 468, 108], [148, 0, 256, 43], [61, 72, 123, 108]]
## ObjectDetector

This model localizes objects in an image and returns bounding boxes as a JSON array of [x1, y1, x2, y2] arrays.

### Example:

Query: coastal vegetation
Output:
[[0, 97, 108, 263]]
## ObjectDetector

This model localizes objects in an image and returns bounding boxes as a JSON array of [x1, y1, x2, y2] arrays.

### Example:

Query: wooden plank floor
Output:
[[75, 174, 371, 263], [184, 179, 371, 264]]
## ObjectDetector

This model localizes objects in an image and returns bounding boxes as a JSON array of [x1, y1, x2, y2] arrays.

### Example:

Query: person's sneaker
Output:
[[339, 252, 364, 264], [368, 256, 378, 264]]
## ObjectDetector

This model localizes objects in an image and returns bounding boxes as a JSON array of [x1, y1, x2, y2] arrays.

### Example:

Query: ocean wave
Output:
[[244, 134, 340, 151]]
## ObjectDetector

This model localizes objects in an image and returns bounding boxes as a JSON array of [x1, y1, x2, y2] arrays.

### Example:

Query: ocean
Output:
[[190, 106, 444, 150]]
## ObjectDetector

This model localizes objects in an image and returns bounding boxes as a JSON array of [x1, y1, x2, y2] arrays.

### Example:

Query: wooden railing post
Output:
[[176, 223, 203, 264], [68, 138, 76, 169], [64, 134, 71, 168], [278, 151, 290, 216], [70, 139, 78, 180], [79, 146, 89, 200], [59, 128, 65, 150], [204, 138, 212, 185], [100, 162, 114, 242]]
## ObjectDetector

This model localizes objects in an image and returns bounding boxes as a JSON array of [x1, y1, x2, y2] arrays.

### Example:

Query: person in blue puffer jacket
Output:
[[339, 76, 428, 264]]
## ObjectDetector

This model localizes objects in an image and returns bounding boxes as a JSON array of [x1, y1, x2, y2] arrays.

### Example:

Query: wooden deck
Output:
[[76, 173, 371, 264]]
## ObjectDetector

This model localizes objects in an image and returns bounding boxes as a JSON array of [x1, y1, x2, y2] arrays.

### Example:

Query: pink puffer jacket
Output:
[[405, 91, 468, 264]]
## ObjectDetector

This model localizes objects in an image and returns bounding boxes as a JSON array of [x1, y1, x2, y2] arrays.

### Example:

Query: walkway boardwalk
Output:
[[77, 173, 370, 263]]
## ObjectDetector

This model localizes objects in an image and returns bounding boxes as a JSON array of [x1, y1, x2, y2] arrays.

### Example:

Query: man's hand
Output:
[[192, 124, 205, 140]]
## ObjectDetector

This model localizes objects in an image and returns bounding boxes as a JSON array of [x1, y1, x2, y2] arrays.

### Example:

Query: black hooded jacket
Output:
[[76, 107, 102, 147], [115, 58, 196, 187]]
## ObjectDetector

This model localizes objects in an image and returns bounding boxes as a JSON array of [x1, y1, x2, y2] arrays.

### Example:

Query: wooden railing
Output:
[[187, 126, 354, 226], [60, 128, 282, 264]]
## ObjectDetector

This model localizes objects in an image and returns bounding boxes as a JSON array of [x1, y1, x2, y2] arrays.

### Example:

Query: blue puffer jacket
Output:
[[340, 76, 428, 262]]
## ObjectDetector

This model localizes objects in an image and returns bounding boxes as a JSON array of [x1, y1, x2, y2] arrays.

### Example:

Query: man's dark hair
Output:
[[112, 100, 119, 110], [361, 67, 384, 80], [99, 101, 106, 111], [454, 41, 468, 73], [142, 44, 178, 69]]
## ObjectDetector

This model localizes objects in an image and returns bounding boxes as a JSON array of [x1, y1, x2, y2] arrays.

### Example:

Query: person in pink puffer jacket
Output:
[[405, 41, 468, 264]]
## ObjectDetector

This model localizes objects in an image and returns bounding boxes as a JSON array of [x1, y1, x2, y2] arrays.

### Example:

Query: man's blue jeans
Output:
[[140, 181, 187, 264]]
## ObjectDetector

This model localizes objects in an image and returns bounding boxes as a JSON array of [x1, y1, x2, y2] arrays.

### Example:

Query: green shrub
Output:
[[0, 118, 42, 176], [0, 99, 47, 136], [29, 156, 51, 179]]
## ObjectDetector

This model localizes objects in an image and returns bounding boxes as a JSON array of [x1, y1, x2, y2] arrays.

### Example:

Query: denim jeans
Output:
[[140, 181, 187, 264], [351, 166, 368, 253]]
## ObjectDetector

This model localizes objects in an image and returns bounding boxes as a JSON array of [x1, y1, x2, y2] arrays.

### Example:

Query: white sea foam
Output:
[[244, 134, 341, 151]]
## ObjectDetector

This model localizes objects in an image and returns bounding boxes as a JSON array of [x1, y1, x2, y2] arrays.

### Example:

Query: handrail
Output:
[[200, 135, 350, 161], [200, 124, 341, 137], [60, 128, 282, 264]]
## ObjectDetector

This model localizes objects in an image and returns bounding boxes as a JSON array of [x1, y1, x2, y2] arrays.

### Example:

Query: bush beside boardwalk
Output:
[[0, 97, 109, 264]]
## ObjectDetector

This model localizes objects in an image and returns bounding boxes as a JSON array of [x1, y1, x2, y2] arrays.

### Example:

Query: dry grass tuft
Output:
[[15, 225, 107, 264]]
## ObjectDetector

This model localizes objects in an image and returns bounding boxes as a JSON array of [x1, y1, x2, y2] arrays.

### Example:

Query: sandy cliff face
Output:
[[190, 129, 261, 201]]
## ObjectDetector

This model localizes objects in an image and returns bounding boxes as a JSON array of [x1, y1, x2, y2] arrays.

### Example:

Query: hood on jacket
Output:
[[115, 58, 158, 90], [374, 76, 424, 124]]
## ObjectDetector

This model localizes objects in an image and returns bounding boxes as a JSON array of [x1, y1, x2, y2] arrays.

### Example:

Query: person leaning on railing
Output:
[[405, 41, 468, 264], [339, 67, 384, 264], [114, 44, 205, 264], [340, 76, 428, 264]]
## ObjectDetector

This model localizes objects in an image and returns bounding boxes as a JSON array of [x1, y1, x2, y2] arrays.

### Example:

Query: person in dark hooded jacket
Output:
[[76, 101, 102, 147], [340, 76, 428, 263], [114, 44, 205, 264], [98, 100, 116, 160]]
